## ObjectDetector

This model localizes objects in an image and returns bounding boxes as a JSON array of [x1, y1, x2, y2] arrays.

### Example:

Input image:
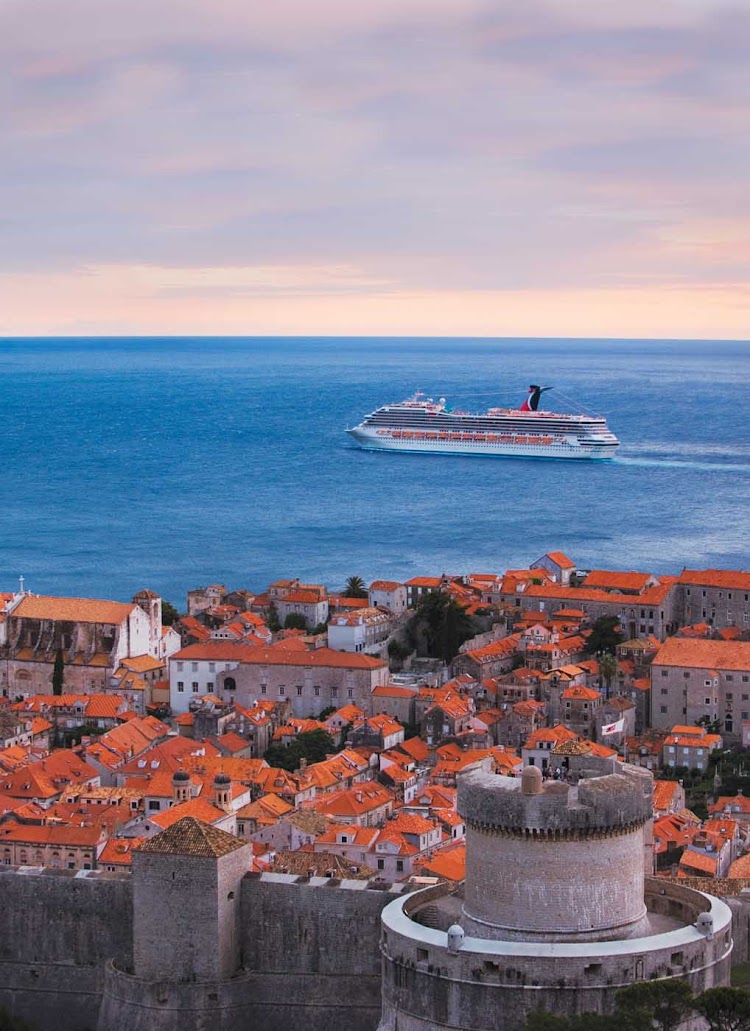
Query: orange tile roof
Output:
[[419, 843, 466, 882], [543, 552, 576, 569], [729, 854, 750, 877], [677, 568, 750, 590], [679, 850, 718, 875], [584, 570, 653, 592], [561, 685, 601, 701], [12, 595, 135, 624], [150, 798, 228, 829], [172, 643, 384, 670], [404, 577, 442, 588], [523, 581, 673, 606], [98, 836, 148, 866], [399, 737, 429, 762], [654, 637, 750, 672], [369, 580, 403, 591]]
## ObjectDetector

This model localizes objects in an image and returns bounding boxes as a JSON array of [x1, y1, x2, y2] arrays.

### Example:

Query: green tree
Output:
[[614, 979, 694, 1031], [407, 593, 476, 662], [586, 616, 625, 656], [343, 576, 368, 599], [161, 599, 180, 626], [284, 612, 308, 631], [267, 601, 281, 632], [52, 648, 65, 696], [694, 987, 750, 1031], [264, 728, 336, 772]]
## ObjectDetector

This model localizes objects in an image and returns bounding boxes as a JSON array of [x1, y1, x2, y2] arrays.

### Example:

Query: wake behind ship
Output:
[[347, 385, 619, 461]]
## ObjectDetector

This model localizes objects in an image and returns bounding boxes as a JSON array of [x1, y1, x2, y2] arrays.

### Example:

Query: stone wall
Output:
[[0, 868, 132, 1031], [239, 873, 403, 1031]]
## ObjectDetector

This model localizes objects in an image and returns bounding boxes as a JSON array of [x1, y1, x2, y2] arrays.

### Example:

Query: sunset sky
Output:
[[2, 0, 749, 337]]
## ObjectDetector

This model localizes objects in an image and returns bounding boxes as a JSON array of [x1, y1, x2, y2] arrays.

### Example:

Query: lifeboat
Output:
[[516, 436, 528, 444]]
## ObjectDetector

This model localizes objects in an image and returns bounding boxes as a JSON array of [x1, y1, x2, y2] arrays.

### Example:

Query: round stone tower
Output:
[[378, 761, 733, 1031], [460, 763, 652, 942]]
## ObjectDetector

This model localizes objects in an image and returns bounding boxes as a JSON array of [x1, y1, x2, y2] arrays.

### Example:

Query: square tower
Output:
[[132, 817, 250, 982]]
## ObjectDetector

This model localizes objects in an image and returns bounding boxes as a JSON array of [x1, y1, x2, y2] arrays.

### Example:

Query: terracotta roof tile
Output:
[[136, 816, 245, 857]]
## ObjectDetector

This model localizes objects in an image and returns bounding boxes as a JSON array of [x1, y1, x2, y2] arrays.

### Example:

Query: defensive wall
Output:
[[0, 866, 401, 1031], [378, 879, 734, 1031]]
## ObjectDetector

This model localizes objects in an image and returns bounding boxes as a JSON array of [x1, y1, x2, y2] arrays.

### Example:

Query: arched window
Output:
[[725, 715, 734, 733], [224, 677, 236, 692]]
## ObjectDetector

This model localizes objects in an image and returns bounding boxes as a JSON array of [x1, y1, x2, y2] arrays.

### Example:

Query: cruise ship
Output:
[[347, 385, 619, 461]]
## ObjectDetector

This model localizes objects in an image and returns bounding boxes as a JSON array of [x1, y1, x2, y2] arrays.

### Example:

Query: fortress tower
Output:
[[461, 763, 652, 942], [97, 817, 254, 1031], [378, 760, 733, 1031]]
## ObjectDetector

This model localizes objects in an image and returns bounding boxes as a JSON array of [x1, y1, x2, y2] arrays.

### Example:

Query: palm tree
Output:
[[598, 652, 619, 698], [343, 575, 368, 599]]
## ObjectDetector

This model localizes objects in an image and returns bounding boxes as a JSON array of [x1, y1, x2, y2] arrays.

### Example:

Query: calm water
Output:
[[1, 337, 748, 607]]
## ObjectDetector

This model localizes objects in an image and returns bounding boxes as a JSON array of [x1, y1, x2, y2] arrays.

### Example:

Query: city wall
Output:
[[0, 867, 398, 1031], [0, 868, 133, 1031]]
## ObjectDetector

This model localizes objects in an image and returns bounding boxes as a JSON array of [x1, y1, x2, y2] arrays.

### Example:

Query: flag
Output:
[[601, 717, 625, 736]]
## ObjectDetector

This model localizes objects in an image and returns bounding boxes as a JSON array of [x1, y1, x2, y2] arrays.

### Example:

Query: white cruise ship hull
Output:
[[347, 426, 618, 460]]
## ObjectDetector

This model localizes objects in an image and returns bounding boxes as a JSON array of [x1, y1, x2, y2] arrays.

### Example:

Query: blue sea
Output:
[[1, 337, 748, 608]]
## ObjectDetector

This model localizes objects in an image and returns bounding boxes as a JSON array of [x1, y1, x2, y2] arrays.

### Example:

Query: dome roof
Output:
[[214, 773, 231, 785], [173, 771, 190, 782]]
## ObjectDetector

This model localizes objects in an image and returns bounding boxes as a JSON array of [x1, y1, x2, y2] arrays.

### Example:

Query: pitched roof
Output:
[[136, 816, 246, 857], [12, 595, 135, 624], [171, 642, 384, 670], [583, 570, 653, 592], [677, 568, 750, 590], [653, 637, 750, 672], [543, 552, 576, 569]]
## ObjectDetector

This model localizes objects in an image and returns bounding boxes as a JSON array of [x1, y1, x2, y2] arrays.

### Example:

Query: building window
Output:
[[279, 686, 285, 696], [207, 682, 213, 691], [660, 705, 668, 714], [176, 662, 184, 672], [727, 676, 734, 683], [261, 685, 267, 695], [727, 693, 734, 700], [396, 860, 404, 873], [683, 672, 690, 679], [297, 686, 303, 696], [661, 670, 668, 678], [191, 682, 199, 692], [314, 687, 320, 697], [191, 662, 198, 672], [209, 663, 216, 673], [348, 688, 354, 698], [661, 688, 668, 696], [225, 677, 236, 692], [177, 681, 184, 692], [377, 859, 385, 871], [148, 800, 160, 810]]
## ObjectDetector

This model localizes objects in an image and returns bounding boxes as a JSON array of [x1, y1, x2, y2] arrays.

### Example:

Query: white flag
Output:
[[601, 717, 625, 736]]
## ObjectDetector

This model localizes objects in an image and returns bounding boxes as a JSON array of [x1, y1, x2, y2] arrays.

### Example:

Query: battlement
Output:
[[458, 763, 652, 839]]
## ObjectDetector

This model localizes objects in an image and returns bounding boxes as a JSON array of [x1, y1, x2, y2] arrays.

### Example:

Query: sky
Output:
[[1, 0, 749, 338]]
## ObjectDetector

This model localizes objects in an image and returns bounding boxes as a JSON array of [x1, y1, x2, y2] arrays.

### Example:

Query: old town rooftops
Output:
[[653, 637, 750, 671], [11, 595, 136, 624]]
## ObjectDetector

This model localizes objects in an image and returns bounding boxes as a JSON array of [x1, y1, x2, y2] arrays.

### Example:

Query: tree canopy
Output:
[[694, 987, 750, 1031], [161, 599, 180, 626], [284, 612, 308, 631], [263, 728, 336, 772], [343, 575, 368, 599], [406, 592, 476, 662], [586, 616, 625, 656]]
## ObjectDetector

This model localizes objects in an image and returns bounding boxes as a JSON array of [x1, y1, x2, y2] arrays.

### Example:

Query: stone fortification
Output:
[[0, 867, 132, 1031], [378, 762, 732, 1031], [459, 763, 653, 941]]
